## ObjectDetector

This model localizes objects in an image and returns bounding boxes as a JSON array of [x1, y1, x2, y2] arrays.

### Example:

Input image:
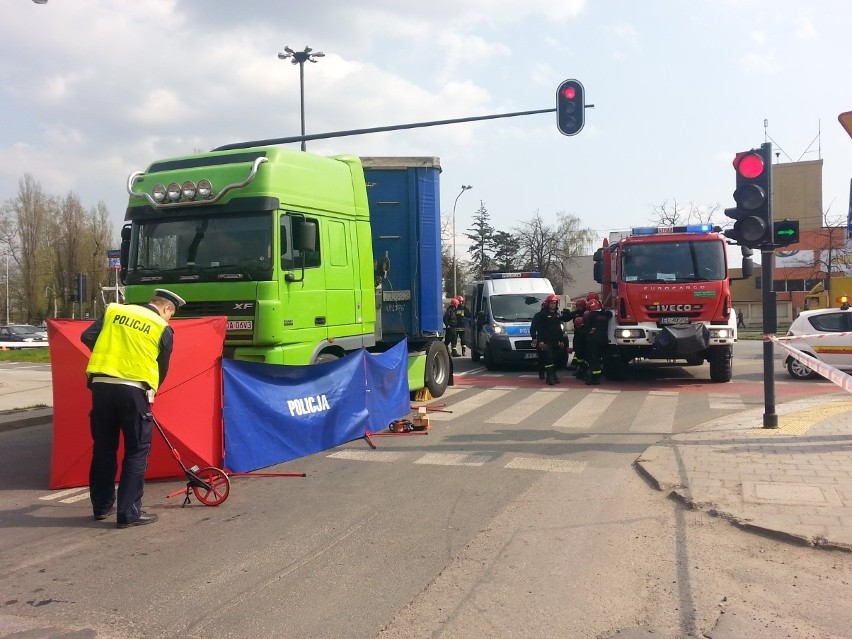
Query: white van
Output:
[[461, 272, 557, 369]]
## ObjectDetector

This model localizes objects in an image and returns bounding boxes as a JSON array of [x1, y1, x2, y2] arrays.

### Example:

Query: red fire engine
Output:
[[592, 224, 753, 382]]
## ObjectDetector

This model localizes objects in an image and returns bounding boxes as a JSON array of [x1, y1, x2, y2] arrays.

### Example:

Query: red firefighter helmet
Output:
[[586, 291, 600, 301], [575, 298, 587, 308], [573, 317, 584, 329], [450, 298, 459, 307], [545, 294, 559, 305], [587, 298, 602, 311]]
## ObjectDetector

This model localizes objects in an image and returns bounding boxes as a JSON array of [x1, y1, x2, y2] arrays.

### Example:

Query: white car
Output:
[[783, 307, 852, 379]]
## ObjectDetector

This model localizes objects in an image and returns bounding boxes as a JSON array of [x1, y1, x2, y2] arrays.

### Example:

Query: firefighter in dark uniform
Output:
[[443, 298, 460, 357], [530, 300, 548, 380], [81, 288, 186, 528], [583, 297, 612, 385], [454, 295, 472, 356], [561, 298, 587, 374], [531, 294, 564, 385]]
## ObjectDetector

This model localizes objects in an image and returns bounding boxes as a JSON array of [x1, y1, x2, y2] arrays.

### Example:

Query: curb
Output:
[[0, 408, 53, 433]]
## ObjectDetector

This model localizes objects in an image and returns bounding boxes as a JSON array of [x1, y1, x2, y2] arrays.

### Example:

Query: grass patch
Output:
[[0, 348, 51, 363]]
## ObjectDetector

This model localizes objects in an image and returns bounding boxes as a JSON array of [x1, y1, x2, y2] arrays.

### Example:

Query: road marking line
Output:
[[414, 452, 492, 466], [709, 393, 746, 410], [327, 450, 407, 462], [39, 487, 88, 501], [553, 391, 618, 428], [486, 390, 563, 424], [505, 457, 587, 473], [429, 389, 510, 421], [60, 493, 91, 504], [630, 392, 678, 433]]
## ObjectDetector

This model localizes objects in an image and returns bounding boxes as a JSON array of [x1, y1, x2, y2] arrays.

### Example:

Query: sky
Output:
[[2, 0, 851, 257]]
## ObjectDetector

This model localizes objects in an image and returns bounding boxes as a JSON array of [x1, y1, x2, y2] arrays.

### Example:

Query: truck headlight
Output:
[[618, 328, 644, 339], [493, 323, 506, 335]]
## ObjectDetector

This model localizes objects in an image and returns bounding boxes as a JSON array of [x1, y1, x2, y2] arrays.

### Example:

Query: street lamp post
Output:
[[277, 45, 325, 152], [452, 185, 473, 298]]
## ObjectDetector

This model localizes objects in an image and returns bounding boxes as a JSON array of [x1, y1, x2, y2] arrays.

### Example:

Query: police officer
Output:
[[531, 294, 564, 385], [443, 298, 460, 357], [583, 297, 612, 385], [81, 288, 186, 528]]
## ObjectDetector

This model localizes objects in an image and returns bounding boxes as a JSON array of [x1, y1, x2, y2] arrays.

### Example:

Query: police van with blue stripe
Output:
[[462, 272, 558, 370]]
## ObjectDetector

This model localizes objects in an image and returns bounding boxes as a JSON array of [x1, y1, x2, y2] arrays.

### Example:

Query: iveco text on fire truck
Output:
[[592, 224, 753, 382]]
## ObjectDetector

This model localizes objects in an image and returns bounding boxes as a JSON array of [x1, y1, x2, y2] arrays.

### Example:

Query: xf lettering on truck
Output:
[[647, 304, 702, 312], [287, 394, 331, 416]]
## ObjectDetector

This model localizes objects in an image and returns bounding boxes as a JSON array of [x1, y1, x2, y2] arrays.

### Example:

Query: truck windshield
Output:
[[490, 294, 548, 321], [127, 213, 273, 283], [622, 240, 725, 283]]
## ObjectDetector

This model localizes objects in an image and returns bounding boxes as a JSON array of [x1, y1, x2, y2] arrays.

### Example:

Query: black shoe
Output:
[[117, 512, 159, 529], [552, 374, 559, 384], [451, 350, 460, 357], [93, 507, 115, 521]]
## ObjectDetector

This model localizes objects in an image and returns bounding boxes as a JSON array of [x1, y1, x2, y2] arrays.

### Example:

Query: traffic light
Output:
[[724, 142, 772, 249], [773, 219, 799, 247], [556, 79, 585, 136]]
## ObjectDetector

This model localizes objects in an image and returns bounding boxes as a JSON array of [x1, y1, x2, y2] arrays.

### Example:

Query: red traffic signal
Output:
[[556, 79, 585, 136], [724, 143, 773, 249]]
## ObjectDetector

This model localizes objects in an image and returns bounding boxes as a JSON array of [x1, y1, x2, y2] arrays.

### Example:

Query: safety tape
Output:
[[771, 329, 852, 341], [768, 335, 852, 393]]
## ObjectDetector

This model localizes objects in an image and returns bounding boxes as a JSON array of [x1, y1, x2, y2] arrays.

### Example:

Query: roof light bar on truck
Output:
[[630, 225, 715, 236], [127, 157, 268, 209]]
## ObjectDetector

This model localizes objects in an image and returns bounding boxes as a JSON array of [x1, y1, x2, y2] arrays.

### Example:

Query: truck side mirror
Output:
[[285, 220, 318, 283], [119, 225, 131, 284], [294, 221, 317, 252]]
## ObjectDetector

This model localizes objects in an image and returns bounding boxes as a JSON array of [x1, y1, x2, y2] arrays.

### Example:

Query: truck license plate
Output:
[[660, 317, 689, 325]]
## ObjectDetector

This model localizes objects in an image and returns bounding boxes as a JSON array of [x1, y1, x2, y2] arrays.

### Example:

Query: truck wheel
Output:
[[315, 352, 341, 364], [425, 340, 450, 397], [708, 347, 733, 382], [484, 345, 499, 370]]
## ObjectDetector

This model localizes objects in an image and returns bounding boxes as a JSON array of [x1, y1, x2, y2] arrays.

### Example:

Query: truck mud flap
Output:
[[652, 324, 710, 358]]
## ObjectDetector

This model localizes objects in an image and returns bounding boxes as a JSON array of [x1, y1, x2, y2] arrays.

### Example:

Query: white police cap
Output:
[[153, 288, 186, 308]]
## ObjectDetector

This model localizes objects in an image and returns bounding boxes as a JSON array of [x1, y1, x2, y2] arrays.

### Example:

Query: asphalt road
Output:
[[2, 343, 850, 638]]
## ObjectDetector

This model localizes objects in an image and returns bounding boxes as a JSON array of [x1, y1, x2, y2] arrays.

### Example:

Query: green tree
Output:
[[464, 201, 495, 279], [492, 230, 521, 271]]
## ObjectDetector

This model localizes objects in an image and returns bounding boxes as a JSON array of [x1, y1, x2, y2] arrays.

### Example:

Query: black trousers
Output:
[[89, 383, 153, 524], [444, 328, 458, 350]]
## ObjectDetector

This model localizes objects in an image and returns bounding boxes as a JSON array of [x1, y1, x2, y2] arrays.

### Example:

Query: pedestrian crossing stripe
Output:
[[505, 458, 586, 473], [414, 453, 492, 467]]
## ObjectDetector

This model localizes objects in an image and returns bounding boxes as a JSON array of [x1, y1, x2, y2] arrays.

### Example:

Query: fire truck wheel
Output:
[[425, 340, 450, 397], [708, 347, 733, 382]]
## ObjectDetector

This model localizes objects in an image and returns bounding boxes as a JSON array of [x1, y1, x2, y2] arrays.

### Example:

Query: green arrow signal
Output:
[[777, 229, 795, 236]]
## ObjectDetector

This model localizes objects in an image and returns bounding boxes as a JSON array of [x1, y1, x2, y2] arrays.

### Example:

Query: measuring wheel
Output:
[[191, 467, 231, 506]]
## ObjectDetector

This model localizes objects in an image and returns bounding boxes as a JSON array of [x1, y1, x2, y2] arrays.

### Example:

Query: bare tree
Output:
[[551, 212, 598, 286], [4, 174, 52, 323], [513, 211, 561, 286], [650, 199, 722, 226]]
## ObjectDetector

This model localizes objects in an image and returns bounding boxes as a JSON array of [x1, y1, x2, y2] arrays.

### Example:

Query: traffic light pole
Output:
[[761, 248, 778, 428]]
